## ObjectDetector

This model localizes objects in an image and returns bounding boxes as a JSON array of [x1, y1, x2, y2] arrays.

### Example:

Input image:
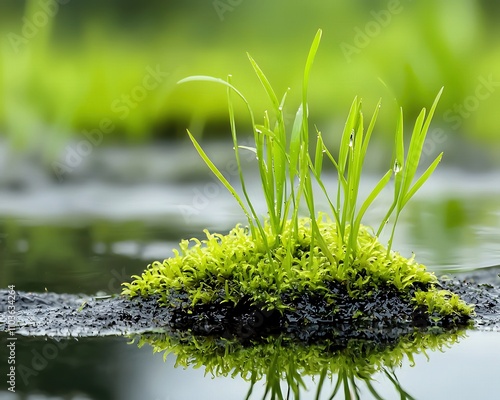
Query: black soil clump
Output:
[[167, 281, 470, 346], [2, 271, 500, 339]]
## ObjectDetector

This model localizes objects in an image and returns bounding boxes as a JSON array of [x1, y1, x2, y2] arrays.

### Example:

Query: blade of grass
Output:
[[289, 104, 304, 180], [225, 76, 266, 239], [328, 374, 344, 400], [360, 99, 381, 160], [314, 368, 328, 400], [352, 169, 393, 239], [302, 29, 322, 107], [247, 53, 281, 113], [314, 130, 324, 177], [399, 108, 426, 200], [402, 152, 443, 208], [376, 107, 403, 237], [187, 130, 254, 230]]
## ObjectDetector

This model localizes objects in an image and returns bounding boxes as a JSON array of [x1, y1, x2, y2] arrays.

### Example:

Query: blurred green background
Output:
[[1, 0, 500, 165]]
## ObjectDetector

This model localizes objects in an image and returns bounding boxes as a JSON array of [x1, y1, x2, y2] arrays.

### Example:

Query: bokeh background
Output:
[[1, 0, 499, 167], [1, 2, 500, 399], [1, 0, 499, 292]]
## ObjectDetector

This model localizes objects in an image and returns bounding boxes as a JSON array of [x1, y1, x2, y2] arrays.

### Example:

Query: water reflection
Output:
[[405, 195, 500, 271], [131, 329, 466, 399]]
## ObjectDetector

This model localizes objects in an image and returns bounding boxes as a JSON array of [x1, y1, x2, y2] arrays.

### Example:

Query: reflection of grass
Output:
[[131, 329, 466, 399], [123, 30, 474, 323]]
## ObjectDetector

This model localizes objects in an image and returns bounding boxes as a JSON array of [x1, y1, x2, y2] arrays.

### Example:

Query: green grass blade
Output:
[[402, 152, 443, 208], [314, 368, 328, 400], [400, 108, 426, 199], [321, 139, 340, 171], [394, 106, 404, 195], [289, 104, 304, 179], [238, 145, 257, 154], [338, 97, 359, 174], [364, 380, 386, 400], [314, 130, 324, 176], [360, 99, 381, 160], [400, 88, 443, 204], [338, 97, 360, 234], [247, 53, 280, 113], [178, 76, 248, 105], [376, 107, 403, 237], [302, 29, 322, 106], [187, 130, 253, 226], [349, 112, 364, 215], [354, 169, 393, 234], [310, 165, 341, 228], [328, 374, 343, 400], [225, 77, 269, 246], [420, 87, 444, 141]]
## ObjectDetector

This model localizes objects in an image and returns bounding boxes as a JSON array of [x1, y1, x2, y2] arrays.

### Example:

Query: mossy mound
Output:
[[123, 218, 473, 330]]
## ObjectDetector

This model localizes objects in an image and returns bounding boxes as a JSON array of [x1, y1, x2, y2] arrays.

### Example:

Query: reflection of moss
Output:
[[123, 217, 474, 325], [131, 329, 466, 397]]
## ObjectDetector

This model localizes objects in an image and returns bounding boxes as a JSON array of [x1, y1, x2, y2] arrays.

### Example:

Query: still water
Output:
[[0, 142, 499, 399]]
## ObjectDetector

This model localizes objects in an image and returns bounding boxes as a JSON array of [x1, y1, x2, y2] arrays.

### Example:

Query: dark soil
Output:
[[1, 269, 500, 339]]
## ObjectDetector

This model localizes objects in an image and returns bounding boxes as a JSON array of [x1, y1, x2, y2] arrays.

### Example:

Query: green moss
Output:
[[130, 329, 466, 397], [122, 216, 474, 320], [123, 30, 474, 328]]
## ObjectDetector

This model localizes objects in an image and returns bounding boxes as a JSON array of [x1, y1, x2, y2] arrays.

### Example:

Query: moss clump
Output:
[[123, 30, 474, 332], [122, 217, 474, 324]]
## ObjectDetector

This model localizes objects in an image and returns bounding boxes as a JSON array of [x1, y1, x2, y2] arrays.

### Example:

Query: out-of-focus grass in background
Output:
[[1, 0, 499, 165]]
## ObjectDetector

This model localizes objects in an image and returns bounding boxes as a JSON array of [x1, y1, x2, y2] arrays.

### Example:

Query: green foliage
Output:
[[123, 29, 474, 323], [177, 29, 443, 269], [3, 2, 500, 149], [122, 217, 473, 319], [130, 329, 466, 399]]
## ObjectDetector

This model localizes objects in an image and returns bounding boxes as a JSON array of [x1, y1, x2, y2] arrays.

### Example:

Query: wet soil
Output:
[[1, 269, 500, 339]]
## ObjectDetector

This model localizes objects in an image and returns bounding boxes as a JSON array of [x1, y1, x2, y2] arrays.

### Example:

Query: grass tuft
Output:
[[123, 29, 474, 324]]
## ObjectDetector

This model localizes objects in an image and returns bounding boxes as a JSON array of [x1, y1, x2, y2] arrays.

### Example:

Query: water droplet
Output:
[[393, 160, 401, 174], [349, 130, 355, 148]]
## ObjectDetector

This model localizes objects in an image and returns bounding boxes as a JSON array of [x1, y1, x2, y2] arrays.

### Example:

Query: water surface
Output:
[[1, 143, 499, 399]]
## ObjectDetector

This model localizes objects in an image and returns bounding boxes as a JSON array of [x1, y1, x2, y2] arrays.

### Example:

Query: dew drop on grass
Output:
[[393, 160, 401, 174], [349, 130, 355, 148]]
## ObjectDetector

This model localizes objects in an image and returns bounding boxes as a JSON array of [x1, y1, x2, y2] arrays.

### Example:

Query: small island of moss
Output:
[[122, 29, 474, 335], [123, 216, 473, 333]]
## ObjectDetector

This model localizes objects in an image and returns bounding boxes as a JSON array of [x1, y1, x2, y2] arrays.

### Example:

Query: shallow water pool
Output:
[[0, 143, 499, 400]]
